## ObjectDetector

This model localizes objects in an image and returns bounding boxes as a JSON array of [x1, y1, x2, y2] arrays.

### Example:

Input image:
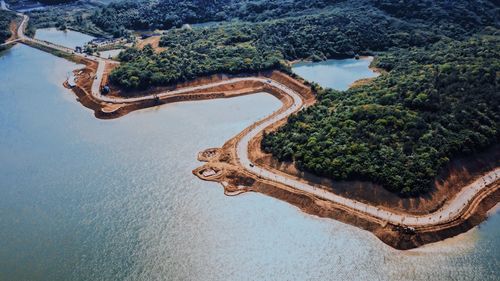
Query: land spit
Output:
[[61, 58, 500, 250]]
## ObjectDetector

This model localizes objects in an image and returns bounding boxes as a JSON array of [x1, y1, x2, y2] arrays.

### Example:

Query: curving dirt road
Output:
[[7, 9, 500, 229], [234, 80, 500, 227]]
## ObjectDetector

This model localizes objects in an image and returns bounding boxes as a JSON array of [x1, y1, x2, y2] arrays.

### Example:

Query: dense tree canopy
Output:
[[109, 0, 499, 90], [27, 1, 107, 37], [91, 0, 498, 37], [0, 10, 15, 44], [110, 35, 283, 90], [91, 0, 344, 33], [262, 36, 500, 194]]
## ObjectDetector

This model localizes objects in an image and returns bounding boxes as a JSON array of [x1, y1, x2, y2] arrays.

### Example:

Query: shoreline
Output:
[[64, 57, 499, 250], [7, 17, 499, 249], [289, 56, 385, 89], [190, 77, 499, 248]]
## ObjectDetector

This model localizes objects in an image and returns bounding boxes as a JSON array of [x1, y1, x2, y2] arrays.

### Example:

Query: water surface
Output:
[[292, 57, 379, 90], [0, 45, 498, 281], [34, 28, 95, 49]]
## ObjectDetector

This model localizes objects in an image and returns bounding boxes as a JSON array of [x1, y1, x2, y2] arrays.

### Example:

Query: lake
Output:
[[292, 57, 379, 91], [34, 28, 95, 49], [0, 42, 498, 280]]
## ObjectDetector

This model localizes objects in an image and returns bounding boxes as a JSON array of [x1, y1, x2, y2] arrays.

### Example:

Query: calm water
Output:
[[0, 44, 499, 281], [34, 28, 95, 49], [292, 57, 379, 91]]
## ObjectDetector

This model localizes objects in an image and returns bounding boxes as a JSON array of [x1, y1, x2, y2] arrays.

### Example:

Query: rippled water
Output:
[[34, 28, 95, 49], [292, 57, 379, 91], [0, 45, 498, 281]]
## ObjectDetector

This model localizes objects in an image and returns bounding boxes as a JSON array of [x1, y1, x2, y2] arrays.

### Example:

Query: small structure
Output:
[[75, 46, 82, 53], [202, 169, 217, 177], [89, 38, 119, 47], [101, 85, 110, 95]]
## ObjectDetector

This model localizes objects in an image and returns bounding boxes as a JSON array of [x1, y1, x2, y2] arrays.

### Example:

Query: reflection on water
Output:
[[0, 45, 498, 281], [292, 57, 379, 91], [34, 28, 95, 49]]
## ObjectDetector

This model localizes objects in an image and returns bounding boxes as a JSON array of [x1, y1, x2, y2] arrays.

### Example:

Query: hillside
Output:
[[27, 0, 493, 195], [263, 35, 499, 194], [105, 0, 498, 90], [100, 0, 500, 194]]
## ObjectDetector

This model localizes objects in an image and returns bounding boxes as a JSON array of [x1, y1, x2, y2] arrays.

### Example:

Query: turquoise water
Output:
[[0, 45, 499, 281], [34, 28, 95, 49], [292, 57, 379, 91]]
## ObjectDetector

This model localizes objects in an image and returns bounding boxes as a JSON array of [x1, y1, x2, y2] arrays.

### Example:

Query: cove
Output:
[[292, 57, 379, 91]]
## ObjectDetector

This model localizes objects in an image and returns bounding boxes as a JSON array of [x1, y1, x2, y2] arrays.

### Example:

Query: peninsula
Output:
[[1, 0, 498, 250]]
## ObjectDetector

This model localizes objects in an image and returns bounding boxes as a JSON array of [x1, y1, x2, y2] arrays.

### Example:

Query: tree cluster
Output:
[[27, 2, 107, 37], [110, 36, 283, 90], [96, 0, 499, 194], [262, 36, 500, 194], [0, 10, 15, 44], [91, 0, 343, 33]]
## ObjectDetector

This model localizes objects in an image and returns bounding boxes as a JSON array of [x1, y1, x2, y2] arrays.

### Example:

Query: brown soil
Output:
[[188, 71, 499, 249], [194, 128, 499, 250], [7, 20, 18, 42], [250, 138, 499, 215], [350, 61, 387, 88], [136, 36, 165, 52], [195, 124, 499, 250], [253, 178, 500, 250], [101, 62, 119, 88]]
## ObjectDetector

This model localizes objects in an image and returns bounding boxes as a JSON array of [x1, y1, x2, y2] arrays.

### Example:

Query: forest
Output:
[[107, 0, 498, 90], [103, 0, 499, 194], [0, 10, 15, 45], [91, 0, 344, 33], [262, 35, 499, 194]]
